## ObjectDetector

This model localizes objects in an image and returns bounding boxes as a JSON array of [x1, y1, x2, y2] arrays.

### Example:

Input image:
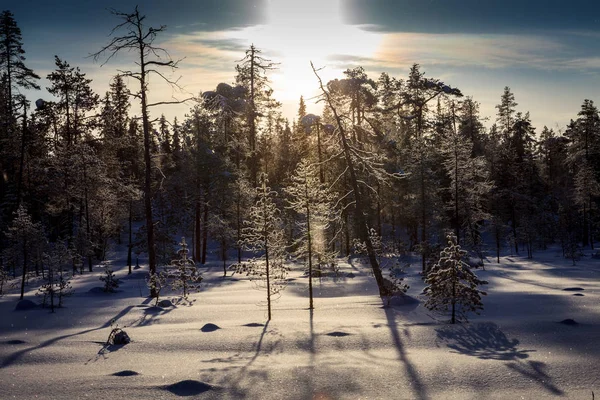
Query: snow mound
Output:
[[559, 319, 579, 326], [3, 339, 26, 345], [157, 299, 173, 308], [112, 370, 139, 377], [14, 299, 37, 311], [326, 331, 350, 337], [242, 323, 264, 327], [164, 380, 215, 396], [201, 323, 221, 332]]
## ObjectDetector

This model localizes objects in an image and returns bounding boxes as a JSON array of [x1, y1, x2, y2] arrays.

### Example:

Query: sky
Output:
[[6, 0, 600, 133]]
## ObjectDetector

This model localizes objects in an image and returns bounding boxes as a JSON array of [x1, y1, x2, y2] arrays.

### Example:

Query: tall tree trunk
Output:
[[201, 200, 208, 264], [139, 41, 157, 296], [20, 238, 27, 300], [127, 200, 133, 274], [312, 63, 385, 296]]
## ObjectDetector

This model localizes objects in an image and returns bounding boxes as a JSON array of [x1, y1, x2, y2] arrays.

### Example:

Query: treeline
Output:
[[1, 8, 598, 301]]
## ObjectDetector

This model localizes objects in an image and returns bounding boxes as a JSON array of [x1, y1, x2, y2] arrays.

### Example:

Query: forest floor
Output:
[[0, 244, 599, 399]]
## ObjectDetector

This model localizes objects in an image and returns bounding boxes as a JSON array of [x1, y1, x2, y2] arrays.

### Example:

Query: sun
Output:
[[223, 0, 383, 116]]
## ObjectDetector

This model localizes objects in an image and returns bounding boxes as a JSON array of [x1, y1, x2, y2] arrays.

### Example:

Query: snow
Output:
[[1, 244, 599, 399]]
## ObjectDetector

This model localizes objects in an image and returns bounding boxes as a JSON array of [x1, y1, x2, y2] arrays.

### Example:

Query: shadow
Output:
[[326, 331, 351, 337], [1, 305, 135, 369], [3, 340, 26, 345], [130, 303, 176, 327], [506, 361, 564, 395], [201, 323, 221, 332], [86, 342, 127, 364], [435, 322, 533, 360], [112, 370, 139, 377], [384, 307, 429, 400], [436, 322, 563, 396], [242, 323, 264, 327], [164, 379, 217, 396]]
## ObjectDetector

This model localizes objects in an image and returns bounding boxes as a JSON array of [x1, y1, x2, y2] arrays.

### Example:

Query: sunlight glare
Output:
[[223, 0, 383, 115]]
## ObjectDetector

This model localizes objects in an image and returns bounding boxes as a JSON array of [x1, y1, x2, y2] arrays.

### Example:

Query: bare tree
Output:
[[311, 62, 388, 296], [91, 6, 190, 296]]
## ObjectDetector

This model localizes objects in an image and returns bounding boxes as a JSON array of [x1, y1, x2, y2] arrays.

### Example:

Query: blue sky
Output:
[[6, 0, 600, 132]]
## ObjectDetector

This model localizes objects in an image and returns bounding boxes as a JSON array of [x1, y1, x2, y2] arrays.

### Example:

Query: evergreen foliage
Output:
[[169, 237, 202, 300], [424, 234, 487, 323], [233, 174, 288, 319], [100, 267, 120, 293]]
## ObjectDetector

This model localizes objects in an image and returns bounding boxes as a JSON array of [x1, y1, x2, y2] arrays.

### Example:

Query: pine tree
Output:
[[92, 7, 190, 295], [38, 242, 73, 312], [285, 159, 337, 309], [235, 44, 280, 185], [5, 205, 44, 299], [424, 234, 487, 323], [233, 174, 287, 320], [46, 56, 99, 147], [0, 10, 40, 119], [496, 86, 517, 137], [100, 267, 120, 293], [169, 237, 202, 300]]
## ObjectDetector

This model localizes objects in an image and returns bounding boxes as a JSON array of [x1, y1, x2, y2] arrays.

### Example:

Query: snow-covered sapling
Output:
[[169, 237, 202, 300], [424, 234, 487, 323], [147, 270, 168, 305], [232, 174, 288, 320], [285, 159, 338, 309], [100, 267, 120, 293], [37, 242, 73, 312]]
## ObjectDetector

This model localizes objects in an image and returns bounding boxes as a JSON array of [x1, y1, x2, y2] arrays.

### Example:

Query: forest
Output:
[[1, 7, 597, 302], [1, 6, 599, 399]]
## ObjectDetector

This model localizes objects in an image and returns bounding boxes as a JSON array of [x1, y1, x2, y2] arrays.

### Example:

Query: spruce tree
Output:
[[233, 174, 287, 320], [0, 10, 40, 119], [285, 159, 337, 309], [424, 234, 487, 323], [169, 237, 202, 300]]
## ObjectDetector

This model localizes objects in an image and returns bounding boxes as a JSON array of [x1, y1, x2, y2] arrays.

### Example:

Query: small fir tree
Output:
[[169, 237, 202, 299], [285, 159, 338, 309], [233, 174, 288, 320], [100, 267, 120, 293], [146, 270, 168, 306], [38, 242, 74, 312], [424, 234, 487, 323]]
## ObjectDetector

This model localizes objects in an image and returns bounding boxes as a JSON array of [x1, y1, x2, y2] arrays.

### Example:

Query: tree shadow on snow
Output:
[[435, 322, 532, 361], [1, 305, 136, 369], [384, 307, 429, 400], [436, 322, 563, 395], [197, 322, 280, 398]]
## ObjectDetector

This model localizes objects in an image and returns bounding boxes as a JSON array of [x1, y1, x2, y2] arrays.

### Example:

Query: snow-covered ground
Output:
[[1, 245, 598, 399]]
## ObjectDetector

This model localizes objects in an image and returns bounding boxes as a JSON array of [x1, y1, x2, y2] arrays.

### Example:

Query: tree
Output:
[[285, 159, 337, 309], [92, 6, 189, 296], [100, 267, 120, 293], [424, 234, 487, 323], [169, 237, 202, 300], [496, 86, 517, 137], [46, 56, 99, 147], [235, 44, 280, 185], [233, 174, 287, 320], [441, 100, 492, 254], [38, 241, 73, 312], [5, 205, 44, 299], [0, 10, 40, 119]]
